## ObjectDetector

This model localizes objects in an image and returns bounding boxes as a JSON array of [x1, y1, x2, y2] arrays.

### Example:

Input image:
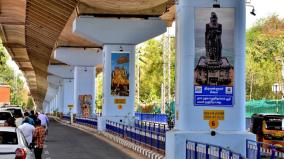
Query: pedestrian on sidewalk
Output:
[[37, 112, 49, 135], [19, 118, 35, 145], [22, 112, 35, 126], [29, 110, 38, 123], [33, 119, 46, 159]]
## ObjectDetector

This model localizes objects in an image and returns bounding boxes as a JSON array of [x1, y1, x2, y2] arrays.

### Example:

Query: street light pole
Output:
[[272, 83, 280, 114], [275, 56, 284, 114]]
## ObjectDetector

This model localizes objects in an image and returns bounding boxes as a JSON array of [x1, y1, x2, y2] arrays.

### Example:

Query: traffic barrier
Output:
[[135, 113, 168, 123], [186, 140, 244, 159], [246, 139, 284, 159], [134, 120, 168, 134], [106, 120, 166, 153], [75, 117, 98, 129], [62, 115, 71, 121]]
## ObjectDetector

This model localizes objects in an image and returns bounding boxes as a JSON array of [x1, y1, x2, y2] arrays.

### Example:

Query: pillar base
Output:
[[166, 130, 255, 159], [97, 116, 136, 131]]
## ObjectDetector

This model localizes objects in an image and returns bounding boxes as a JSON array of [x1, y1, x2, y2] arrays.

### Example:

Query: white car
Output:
[[0, 127, 35, 159], [4, 107, 24, 127], [0, 111, 13, 126]]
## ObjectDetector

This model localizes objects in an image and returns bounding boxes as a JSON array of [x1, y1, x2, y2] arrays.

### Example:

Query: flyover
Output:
[[0, 0, 175, 109]]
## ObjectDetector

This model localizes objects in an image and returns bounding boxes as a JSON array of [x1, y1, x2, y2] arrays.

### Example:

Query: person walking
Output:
[[37, 112, 49, 135], [22, 112, 35, 126], [18, 118, 35, 145], [33, 119, 46, 159], [29, 110, 37, 123]]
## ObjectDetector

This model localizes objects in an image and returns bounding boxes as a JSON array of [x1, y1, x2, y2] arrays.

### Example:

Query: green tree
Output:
[[95, 72, 103, 113], [26, 96, 34, 110], [137, 37, 176, 110], [0, 45, 26, 105], [246, 15, 284, 100], [139, 39, 164, 104]]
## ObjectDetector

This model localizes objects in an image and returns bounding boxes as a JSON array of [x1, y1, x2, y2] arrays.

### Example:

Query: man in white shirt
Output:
[[37, 113, 48, 127], [18, 119, 35, 145], [37, 112, 49, 135]]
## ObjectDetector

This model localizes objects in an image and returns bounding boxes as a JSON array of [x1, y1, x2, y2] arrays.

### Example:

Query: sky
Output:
[[246, 0, 284, 28], [166, 0, 284, 36]]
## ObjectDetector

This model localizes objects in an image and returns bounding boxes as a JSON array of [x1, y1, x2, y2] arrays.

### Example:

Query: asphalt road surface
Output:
[[42, 119, 134, 159]]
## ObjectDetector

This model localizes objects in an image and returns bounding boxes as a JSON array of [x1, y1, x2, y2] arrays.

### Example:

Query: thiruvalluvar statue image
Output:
[[195, 12, 234, 86]]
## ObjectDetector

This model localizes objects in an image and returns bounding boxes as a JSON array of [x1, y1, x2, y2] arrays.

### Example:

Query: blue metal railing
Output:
[[186, 140, 244, 159], [246, 139, 284, 159], [135, 113, 168, 123], [75, 117, 98, 129], [134, 120, 168, 134], [62, 115, 71, 121], [106, 120, 166, 153]]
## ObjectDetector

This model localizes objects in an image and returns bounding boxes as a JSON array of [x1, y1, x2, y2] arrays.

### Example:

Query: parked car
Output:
[[0, 127, 35, 159], [0, 111, 13, 126], [1, 106, 24, 127]]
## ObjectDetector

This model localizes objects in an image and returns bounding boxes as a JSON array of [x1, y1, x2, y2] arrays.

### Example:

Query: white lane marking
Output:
[[44, 151, 50, 155]]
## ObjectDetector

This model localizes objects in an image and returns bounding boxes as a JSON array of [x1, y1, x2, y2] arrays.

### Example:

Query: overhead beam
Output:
[[12, 57, 30, 62], [20, 67, 34, 71], [48, 65, 74, 79], [0, 22, 25, 25], [73, 16, 167, 45], [54, 47, 102, 66], [47, 75, 63, 86], [2, 43, 26, 48]]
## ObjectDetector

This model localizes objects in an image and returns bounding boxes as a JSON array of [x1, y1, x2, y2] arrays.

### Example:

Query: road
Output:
[[42, 119, 134, 159]]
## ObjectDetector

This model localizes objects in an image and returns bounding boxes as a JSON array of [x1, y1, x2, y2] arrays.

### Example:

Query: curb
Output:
[[101, 132, 165, 159], [53, 117, 165, 159]]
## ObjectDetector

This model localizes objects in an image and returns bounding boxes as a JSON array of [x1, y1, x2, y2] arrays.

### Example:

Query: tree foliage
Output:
[[0, 46, 27, 106], [26, 96, 34, 110], [95, 72, 103, 113], [246, 15, 284, 100], [137, 37, 176, 109]]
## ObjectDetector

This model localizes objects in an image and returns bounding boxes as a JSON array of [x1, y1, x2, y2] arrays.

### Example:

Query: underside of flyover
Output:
[[0, 0, 175, 109]]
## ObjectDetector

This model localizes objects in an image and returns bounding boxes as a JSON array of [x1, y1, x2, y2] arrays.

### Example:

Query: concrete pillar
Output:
[[63, 79, 74, 115], [51, 99, 54, 112], [43, 101, 49, 114], [101, 45, 135, 121], [56, 85, 64, 113], [55, 95, 58, 112], [54, 48, 102, 117], [48, 65, 74, 115], [74, 66, 96, 116], [72, 16, 167, 130], [166, 0, 254, 158]]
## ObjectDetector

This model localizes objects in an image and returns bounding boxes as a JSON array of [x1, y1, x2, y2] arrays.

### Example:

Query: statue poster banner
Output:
[[194, 8, 235, 107], [111, 52, 130, 96], [79, 95, 92, 118]]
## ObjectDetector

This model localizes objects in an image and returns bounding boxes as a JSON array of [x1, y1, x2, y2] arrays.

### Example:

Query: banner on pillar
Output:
[[111, 52, 130, 96], [79, 95, 92, 118], [194, 8, 235, 107]]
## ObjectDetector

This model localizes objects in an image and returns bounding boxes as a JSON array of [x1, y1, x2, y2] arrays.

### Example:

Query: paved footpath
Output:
[[42, 119, 134, 159]]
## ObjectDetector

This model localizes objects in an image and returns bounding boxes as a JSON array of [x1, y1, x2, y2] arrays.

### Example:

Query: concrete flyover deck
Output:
[[43, 119, 135, 159]]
